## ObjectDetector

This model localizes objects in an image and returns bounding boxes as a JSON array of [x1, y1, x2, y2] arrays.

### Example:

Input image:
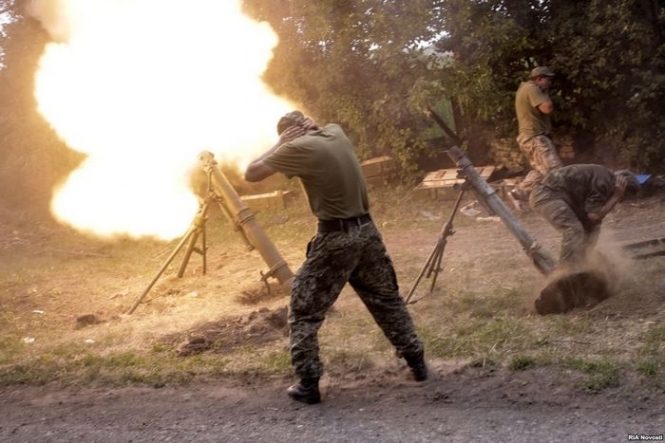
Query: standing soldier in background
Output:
[[244, 111, 427, 405], [509, 66, 564, 211]]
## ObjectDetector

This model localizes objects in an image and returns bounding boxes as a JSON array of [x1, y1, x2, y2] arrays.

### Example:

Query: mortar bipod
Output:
[[126, 172, 219, 315], [405, 181, 470, 304]]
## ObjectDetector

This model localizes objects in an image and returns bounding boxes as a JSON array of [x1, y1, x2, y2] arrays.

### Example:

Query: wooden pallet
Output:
[[413, 166, 496, 199]]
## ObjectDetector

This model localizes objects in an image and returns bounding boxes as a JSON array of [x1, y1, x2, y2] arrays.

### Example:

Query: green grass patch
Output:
[[258, 349, 291, 373], [545, 315, 595, 335], [447, 289, 526, 318], [634, 323, 665, 379], [636, 358, 660, 378], [638, 323, 665, 356], [326, 349, 375, 372], [468, 356, 498, 369], [423, 316, 536, 359], [562, 357, 621, 392], [0, 346, 236, 387], [509, 355, 537, 371]]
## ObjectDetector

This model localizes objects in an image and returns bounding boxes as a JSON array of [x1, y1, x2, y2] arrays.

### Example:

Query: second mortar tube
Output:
[[446, 146, 556, 275]]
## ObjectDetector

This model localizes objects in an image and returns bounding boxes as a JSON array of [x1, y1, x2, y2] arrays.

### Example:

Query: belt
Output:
[[317, 214, 372, 233]]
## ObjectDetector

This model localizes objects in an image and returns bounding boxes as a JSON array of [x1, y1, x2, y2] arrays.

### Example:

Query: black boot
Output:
[[404, 350, 428, 382], [287, 378, 321, 404]]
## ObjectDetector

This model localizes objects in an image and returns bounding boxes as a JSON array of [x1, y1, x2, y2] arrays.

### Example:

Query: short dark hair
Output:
[[276, 111, 305, 135]]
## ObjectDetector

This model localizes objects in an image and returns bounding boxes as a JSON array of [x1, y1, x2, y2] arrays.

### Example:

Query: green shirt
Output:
[[532, 164, 615, 225], [515, 81, 552, 142], [263, 124, 369, 220]]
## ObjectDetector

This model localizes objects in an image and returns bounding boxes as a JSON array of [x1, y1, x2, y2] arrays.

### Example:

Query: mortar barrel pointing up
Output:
[[199, 151, 294, 291]]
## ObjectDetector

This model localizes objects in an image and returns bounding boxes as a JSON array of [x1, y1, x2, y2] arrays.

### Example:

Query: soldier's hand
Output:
[[301, 117, 318, 131], [615, 175, 628, 197], [279, 125, 306, 144]]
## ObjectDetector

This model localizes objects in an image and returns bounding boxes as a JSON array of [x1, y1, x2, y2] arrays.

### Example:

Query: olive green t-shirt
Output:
[[515, 81, 552, 142], [263, 124, 369, 220]]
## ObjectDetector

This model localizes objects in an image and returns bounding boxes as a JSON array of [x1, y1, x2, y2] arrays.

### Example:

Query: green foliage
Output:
[[243, 0, 665, 173], [547, 0, 665, 169], [636, 359, 660, 379], [447, 288, 525, 318], [509, 355, 537, 371], [0, 8, 83, 214], [242, 0, 449, 175], [635, 323, 665, 379], [562, 357, 622, 392], [424, 316, 534, 359]]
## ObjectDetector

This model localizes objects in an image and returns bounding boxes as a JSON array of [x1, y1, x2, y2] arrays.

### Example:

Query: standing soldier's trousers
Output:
[[516, 134, 563, 198], [289, 221, 423, 380]]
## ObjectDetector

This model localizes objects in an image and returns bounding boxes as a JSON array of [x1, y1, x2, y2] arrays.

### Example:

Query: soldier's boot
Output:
[[287, 377, 321, 404], [404, 350, 428, 382]]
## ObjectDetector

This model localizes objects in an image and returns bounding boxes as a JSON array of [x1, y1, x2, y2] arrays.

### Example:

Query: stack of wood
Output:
[[360, 156, 395, 186], [489, 138, 525, 170]]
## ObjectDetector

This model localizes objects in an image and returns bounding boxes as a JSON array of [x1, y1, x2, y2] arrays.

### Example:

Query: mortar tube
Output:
[[199, 151, 295, 292], [446, 146, 556, 275]]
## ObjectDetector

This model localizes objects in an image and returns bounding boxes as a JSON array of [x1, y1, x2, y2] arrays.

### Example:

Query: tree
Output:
[[243, 0, 453, 178], [244, 0, 665, 173], [0, 0, 82, 213], [547, 0, 665, 169], [430, 0, 665, 170]]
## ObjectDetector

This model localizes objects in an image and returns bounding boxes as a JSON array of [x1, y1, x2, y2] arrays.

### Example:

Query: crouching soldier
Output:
[[530, 164, 640, 313]]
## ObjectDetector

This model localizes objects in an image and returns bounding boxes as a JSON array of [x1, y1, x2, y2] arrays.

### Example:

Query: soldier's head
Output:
[[529, 66, 555, 88], [614, 170, 641, 195], [277, 111, 306, 136]]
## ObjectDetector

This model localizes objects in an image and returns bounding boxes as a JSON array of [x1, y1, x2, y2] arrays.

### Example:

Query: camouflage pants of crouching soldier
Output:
[[289, 221, 423, 380], [515, 134, 563, 199], [530, 188, 600, 265]]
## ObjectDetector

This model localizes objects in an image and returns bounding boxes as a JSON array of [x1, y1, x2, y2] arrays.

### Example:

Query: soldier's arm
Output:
[[587, 176, 628, 225], [244, 125, 305, 182], [244, 161, 276, 183], [529, 84, 554, 114], [537, 98, 553, 115]]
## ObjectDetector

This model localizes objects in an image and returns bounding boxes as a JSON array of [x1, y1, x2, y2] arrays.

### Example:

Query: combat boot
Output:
[[404, 350, 428, 382], [287, 377, 321, 404]]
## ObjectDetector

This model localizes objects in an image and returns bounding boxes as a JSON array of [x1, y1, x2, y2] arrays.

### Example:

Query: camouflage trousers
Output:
[[530, 190, 600, 264], [515, 134, 563, 199], [289, 221, 423, 380]]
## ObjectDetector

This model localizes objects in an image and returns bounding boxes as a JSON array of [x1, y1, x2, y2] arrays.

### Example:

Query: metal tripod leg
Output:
[[127, 202, 210, 314], [177, 203, 209, 277], [405, 187, 466, 304]]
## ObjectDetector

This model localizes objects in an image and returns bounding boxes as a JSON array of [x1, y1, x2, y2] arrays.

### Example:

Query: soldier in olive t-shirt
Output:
[[263, 123, 369, 221], [510, 66, 563, 211], [244, 111, 426, 405]]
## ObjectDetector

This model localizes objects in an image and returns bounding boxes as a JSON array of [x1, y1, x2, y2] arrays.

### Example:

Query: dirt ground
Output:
[[1, 184, 664, 442]]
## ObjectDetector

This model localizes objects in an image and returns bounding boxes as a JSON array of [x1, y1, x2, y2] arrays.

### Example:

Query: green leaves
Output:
[[244, 0, 665, 173]]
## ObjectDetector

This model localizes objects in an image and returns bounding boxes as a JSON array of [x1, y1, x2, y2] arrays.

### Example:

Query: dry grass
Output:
[[0, 185, 664, 393]]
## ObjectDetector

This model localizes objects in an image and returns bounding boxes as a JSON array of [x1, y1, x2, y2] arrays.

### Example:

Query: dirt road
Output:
[[2, 367, 664, 443]]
